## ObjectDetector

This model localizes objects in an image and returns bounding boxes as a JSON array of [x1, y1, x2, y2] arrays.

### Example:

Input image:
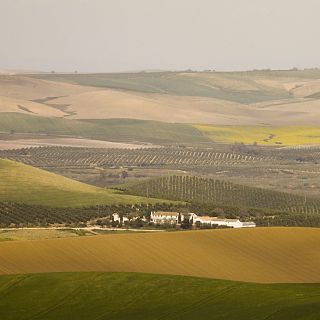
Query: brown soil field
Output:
[[0, 228, 319, 283], [53, 90, 252, 124], [0, 137, 155, 150], [0, 95, 66, 117]]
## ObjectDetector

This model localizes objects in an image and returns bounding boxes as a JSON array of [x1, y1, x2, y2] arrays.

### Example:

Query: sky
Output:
[[1, 0, 320, 72]]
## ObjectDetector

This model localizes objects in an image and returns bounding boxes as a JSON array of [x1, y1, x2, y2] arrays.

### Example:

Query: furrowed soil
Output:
[[0, 228, 319, 283]]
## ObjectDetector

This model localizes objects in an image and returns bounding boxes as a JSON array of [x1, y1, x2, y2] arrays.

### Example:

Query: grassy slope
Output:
[[195, 124, 320, 145], [0, 159, 167, 207], [2, 112, 320, 146], [0, 272, 319, 320], [0, 228, 319, 283], [0, 113, 209, 144]]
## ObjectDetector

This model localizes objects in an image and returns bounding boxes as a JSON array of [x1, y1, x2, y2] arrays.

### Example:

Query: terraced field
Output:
[[0, 228, 319, 283], [0, 272, 319, 320], [0, 158, 167, 207]]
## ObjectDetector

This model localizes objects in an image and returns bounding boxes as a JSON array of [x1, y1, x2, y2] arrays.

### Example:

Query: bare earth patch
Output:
[[0, 137, 156, 150]]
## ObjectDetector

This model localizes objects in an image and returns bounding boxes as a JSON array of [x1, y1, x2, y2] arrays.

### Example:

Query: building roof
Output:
[[241, 222, 256, 225], [153, 212, 179, 217], [195, 216, 239, 222], [196, 216, 213, 222]]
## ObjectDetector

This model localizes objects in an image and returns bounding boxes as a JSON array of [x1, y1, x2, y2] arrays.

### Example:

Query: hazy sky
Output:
[[1, 0, 319, 72]]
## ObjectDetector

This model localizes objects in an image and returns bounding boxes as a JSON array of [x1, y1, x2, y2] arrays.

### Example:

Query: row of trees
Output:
[[127, 175, 320, 214], [1, 200, 319, 228], [0, 146, 264, 169]]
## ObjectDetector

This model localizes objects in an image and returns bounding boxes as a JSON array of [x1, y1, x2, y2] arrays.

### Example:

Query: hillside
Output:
[[0, 228, 319, 283], [195, 125, 320, 146], [0, 272, 319, 320], [125, 175, 320, 214], [0, 113, 209, 144], [0, 159, 166, 207], [28, 70, 319, 102], [1, 71, 320, 126], [3, 113, 320, 146]]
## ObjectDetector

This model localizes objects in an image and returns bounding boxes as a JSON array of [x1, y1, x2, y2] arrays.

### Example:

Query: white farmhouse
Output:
[[112, 213, 129, 224], [193, 215, 255, 228], [239, 221, 256, 228], [150, 211, 182, 225]]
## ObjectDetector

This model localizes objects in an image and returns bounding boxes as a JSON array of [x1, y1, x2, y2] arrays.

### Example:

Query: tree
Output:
[[180, 215, 192, 229], [120, 171, 128, 180]]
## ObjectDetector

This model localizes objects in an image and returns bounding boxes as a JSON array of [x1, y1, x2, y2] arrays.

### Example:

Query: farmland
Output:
[[0, 146, 266, 168], [0, 71, 320, 319], [3, 1, 320, 317], [1, 144, 320, 199], [0, 158, 168, 207], [0, 113, 208, 144], [195, 125, 320, 146], [0, 202, 180, 227], [0, 228, 89, 241], [0, 272, 319, 320], [2, 71, 320, 126], [27, 70, 320, 102], [125, 175, 320, 214], [0, 228, 319, 283]]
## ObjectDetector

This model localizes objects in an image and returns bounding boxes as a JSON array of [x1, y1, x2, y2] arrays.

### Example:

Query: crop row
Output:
[[126, 175, 320, 214], [0, 146, 270, 169]]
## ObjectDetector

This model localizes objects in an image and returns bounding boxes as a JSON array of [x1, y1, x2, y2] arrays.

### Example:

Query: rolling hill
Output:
[[0, 158, 167, 207], [195, 125, 320, 146], [0, 228, 319, 283], [0, 113, 209, 144], [27, 70, 314, 102], [0, 272, 319, 320], [125, 175, 320, 214], [1, 71, 320, 126]]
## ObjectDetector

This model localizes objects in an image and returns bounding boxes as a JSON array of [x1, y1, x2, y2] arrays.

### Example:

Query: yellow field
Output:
[[0, 229, 87, 241], [0, 228, 319, 283], [0, 159, 168, 207], [195, 125, 320, 145]]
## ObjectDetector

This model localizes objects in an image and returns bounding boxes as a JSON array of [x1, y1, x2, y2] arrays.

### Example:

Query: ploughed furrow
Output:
[[0, 228, 319, 283]]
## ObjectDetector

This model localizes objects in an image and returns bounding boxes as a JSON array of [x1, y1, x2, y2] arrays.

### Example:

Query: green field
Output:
[[0, 272, 319, 320], [3, 113, 320, 146], [0, 159, 169, 207], [195, 125, 320, 146], [0, 113, 209, 144]]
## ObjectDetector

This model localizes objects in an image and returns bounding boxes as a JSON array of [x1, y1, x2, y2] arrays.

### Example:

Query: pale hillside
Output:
[[1, 71, 320, 125]]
